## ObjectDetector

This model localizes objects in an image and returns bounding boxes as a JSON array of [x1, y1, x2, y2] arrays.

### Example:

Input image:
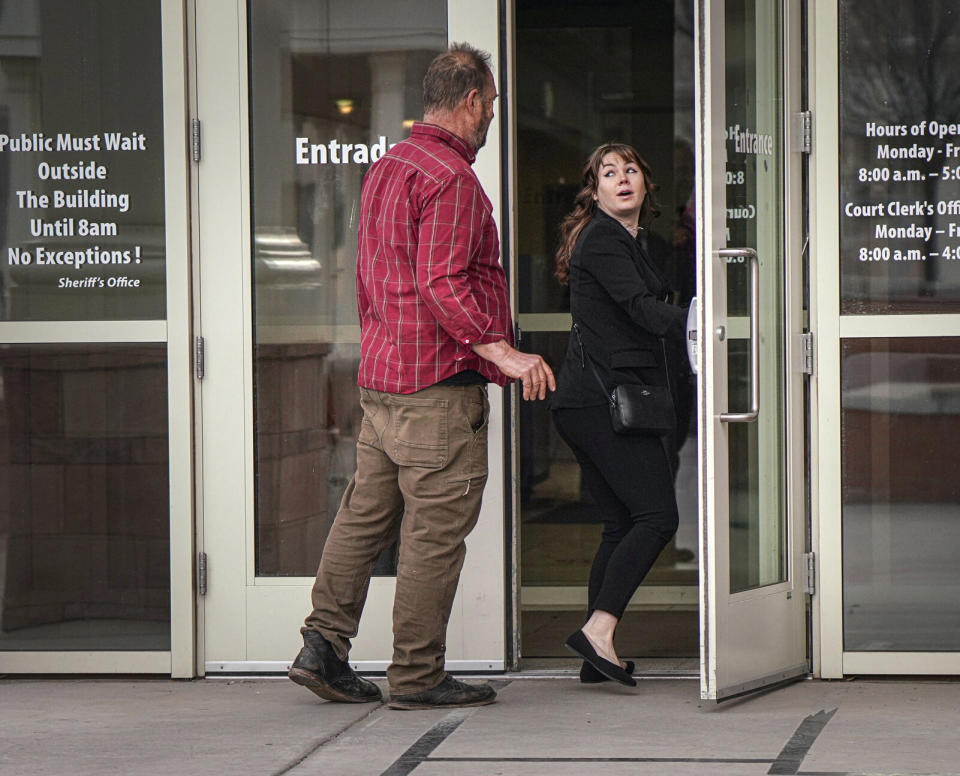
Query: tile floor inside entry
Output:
[[520, 436, 701, 661], [521, 609, 699, 659]]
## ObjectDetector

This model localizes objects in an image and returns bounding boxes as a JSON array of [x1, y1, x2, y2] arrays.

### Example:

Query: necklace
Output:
[[597, 205, 641, 237]]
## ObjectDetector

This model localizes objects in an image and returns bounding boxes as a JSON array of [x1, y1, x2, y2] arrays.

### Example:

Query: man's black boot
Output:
[[288, 630, 382, 703], [388, 674, 496, 710]]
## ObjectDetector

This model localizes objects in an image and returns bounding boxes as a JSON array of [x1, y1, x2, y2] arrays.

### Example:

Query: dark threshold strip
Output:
[[429, 757, 773, 764], [768, 708, 838, 775], [379, 680, 513, 776], [380, 708, 474, 776], [795, 772, 851, 776]]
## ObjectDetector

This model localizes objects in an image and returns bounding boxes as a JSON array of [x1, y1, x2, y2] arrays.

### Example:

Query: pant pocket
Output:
[[357, 388, 383, 447], [466, 391, 488, 434], [391, 396, 448, 468]]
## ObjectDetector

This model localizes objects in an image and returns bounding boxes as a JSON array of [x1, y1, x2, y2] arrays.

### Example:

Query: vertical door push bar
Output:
[[717, 248, 759, 423]]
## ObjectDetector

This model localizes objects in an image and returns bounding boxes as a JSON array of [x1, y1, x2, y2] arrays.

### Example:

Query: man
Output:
[[289, 43, 555, 711]]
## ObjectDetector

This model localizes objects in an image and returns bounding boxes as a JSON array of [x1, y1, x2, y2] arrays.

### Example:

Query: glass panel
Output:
[[515, 0, 699, 659], [841, 337, 960, 651], [0, 344, 170, 651], [724, 0, 786, 592], [839, 1, 960, 314], [0, 1, 166, 320], [515, 0, 697, 316], [248, 0, 446, 576]]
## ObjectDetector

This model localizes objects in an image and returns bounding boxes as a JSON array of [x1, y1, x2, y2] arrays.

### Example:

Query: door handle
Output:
[[685, 296, 699, 374], [717, 248, 759, 423]]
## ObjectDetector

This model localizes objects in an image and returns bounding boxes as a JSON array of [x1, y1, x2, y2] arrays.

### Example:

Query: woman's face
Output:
[[593, 152, 646, 224]]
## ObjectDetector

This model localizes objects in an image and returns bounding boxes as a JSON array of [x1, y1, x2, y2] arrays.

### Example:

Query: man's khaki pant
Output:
[[303, 383, 489, 694]]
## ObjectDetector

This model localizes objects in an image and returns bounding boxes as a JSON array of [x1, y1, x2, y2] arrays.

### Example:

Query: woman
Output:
[[550, 143, 687, 686]]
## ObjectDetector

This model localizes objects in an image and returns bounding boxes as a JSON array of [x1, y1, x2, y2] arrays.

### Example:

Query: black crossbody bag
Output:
[[573, 323, 676, 436]]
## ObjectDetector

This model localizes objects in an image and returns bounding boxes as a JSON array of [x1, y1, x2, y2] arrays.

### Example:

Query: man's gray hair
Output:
[[422, 42, 493, 114]]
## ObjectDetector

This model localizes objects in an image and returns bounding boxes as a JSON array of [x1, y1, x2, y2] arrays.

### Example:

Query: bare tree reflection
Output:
[[841, 0, 960, 309]]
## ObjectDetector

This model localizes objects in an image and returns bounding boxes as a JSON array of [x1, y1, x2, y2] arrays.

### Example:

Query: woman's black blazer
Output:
[[551, 209, 687, 410]]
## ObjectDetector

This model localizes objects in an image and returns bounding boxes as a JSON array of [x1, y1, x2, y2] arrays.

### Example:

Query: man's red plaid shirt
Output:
[[356, 122, 513, 394]]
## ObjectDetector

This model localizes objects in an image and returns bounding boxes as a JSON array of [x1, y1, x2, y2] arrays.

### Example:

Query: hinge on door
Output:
[[191, 118, 202, 162], [801, 331, 814, 376], [198, 552, 208, 596], [794, 110, 812, 154], [195, 336, 205, 380], [803, 551, 816, 595]]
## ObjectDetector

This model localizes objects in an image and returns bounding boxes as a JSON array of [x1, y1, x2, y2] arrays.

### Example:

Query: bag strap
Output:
[[572, 323, 612, 401], [659, 336, 672, 397], [571, 250, 675, 402], [572, 265, 613, 400], [574, 321, 673, 400]]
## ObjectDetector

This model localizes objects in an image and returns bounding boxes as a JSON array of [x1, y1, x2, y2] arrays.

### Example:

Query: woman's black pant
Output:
[[553, 405, 679, 620]]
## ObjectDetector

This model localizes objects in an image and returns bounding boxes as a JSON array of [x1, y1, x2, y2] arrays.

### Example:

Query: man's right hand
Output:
[[472, 340, 556, 401]]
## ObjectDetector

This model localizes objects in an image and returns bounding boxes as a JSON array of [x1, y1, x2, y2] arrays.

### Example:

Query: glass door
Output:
[[196, 0, 508, 673], [696, 0, 807, 699], [0, 0, 194, 675]]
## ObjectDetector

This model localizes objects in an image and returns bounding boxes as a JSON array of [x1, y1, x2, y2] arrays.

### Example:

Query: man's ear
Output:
[[465, 88, 481, 112]]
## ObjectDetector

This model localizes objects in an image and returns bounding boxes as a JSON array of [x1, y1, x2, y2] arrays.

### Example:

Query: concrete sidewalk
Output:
[[2, 673, 959, 776]]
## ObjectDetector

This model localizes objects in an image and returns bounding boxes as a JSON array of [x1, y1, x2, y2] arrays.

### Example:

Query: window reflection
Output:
[[840, 1, 960, 313], [248, 0, 446, 576], [724, 0, 786, 593], [842, 338, 960, 650], [0, 345, 170, 651], [0, 0, 166, 321]]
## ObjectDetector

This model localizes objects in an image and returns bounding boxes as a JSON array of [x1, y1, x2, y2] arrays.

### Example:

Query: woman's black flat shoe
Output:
[[580, 659, 636, 684], [564, 630, 636, 687]]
